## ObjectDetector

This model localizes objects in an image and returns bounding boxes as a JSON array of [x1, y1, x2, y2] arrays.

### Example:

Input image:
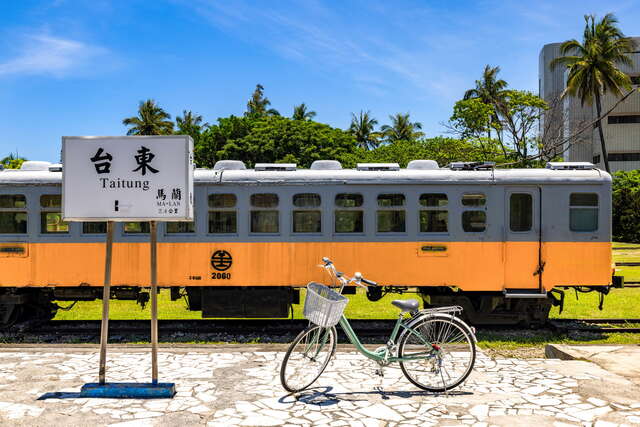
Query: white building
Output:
[[539, 38, 640, 172]]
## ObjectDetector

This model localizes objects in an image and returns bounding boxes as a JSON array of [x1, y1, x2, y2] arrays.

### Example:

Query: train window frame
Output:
[[208, 193, 238, 235], [83, 222, 107, 234], [250, 192, 280, 234], [334, 193, 364, 234], [461, 192, 487, 233], [123, 222, 150, 234], [569, 192, 599, 232], [0, 194, 28, 234], [376, 193, 406, 233], [418, 193, 448, 234], [39, 194, 69, 234], [292, 193, 321, 234], [509, 193, 533, 233], [166, 217, 196, 234]]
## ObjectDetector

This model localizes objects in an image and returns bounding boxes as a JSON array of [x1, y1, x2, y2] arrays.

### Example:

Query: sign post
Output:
[[62, 136, 193, 398]]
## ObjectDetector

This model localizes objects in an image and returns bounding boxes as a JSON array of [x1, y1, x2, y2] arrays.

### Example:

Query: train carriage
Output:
[[0, 159, 618, 327]]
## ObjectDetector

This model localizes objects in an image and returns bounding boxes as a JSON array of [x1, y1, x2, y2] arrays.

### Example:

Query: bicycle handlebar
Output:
[[320, 258, 379, 288]]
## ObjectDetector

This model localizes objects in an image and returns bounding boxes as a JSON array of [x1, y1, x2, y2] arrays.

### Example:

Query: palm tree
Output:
[[551, 13, 635, 173], [246, 84, 279, 117], [292, 103, 316, 121], [463, 65, 508, 140], [380, 113, 424, 143], [122, 99, 174, 135], [349, 110, 379, 150]]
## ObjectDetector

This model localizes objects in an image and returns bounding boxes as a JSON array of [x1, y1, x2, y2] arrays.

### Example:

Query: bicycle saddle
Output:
[[391, 299, 419, 312]]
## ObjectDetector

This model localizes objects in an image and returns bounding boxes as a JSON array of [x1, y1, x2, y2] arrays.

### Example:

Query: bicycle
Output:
[[280, 257, 477, 393]]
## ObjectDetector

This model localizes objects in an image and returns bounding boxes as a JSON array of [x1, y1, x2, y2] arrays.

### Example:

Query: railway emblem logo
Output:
[[211, 250, 232, 271]]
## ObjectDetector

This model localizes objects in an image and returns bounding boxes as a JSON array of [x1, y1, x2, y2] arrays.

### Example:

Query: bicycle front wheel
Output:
[[398, 314, 476, 392], [280, 325, 337, 393]]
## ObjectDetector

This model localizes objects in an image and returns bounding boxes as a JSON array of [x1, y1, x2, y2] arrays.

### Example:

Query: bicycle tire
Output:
[[397, 314, 476, 392], [280, 325, 337, 393]]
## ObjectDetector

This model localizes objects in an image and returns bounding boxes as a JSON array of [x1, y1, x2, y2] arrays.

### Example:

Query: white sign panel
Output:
[[62, 136, 193, 221]]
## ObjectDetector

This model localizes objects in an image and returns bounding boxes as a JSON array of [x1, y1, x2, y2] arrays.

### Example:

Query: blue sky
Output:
[[1, 0, 639, 162]]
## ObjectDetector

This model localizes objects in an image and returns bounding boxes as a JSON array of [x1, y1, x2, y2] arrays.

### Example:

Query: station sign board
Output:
[[62, 136, 193, 221]]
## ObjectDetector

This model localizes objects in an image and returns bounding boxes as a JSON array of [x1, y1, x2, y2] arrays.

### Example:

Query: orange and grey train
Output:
[[0, 159, 622, 327]]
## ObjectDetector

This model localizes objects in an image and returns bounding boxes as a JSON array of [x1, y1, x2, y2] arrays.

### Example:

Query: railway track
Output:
[[4, 318, 640, 338], [548, 318, 640, 333], [8, 319, 399, 340]]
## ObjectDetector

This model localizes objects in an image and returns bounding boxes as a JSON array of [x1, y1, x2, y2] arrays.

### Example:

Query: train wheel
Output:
[[0, 304, 23, 330]]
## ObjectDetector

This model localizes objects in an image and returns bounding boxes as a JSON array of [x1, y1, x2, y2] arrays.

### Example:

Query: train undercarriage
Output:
[[0, 284, 580, 330]]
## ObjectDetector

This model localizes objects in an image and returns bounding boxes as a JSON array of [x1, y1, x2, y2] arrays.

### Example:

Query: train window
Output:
[[419, 194, 448, 233], [0, 195, 27, 234], [335, 194, 364, 233], [335, 211, 363, 233], [377, 194, 405, 232], [378, 194, 405, 207], [293, 211, 321, 233], [293, 193, 321, 233], [462, 211, 486, 232], [510, 193, 532, 232], [40, 195, 69, 233], [570, 193, 598, 232], [251, 193, 278, 208], [209, 194, 237, 208], [251, 193, 279, 233], [167, 221, 195, 233], [83, 222, 107, 234], [462, 193, 486, 206], [335, 193, 363, 207], [124, 222, 150, 233], [419, 194, 447, 207], [208, 193, 237, 234]]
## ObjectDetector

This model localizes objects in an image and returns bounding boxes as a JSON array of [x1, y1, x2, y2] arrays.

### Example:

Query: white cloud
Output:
[[0, 34, 108, 77]]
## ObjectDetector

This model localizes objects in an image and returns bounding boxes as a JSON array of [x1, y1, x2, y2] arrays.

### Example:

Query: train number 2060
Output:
[[211, 272, 231, 280]]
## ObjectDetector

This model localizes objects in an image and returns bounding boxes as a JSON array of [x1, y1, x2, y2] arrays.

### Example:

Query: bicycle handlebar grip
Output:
[[361, 278, 378, 287]]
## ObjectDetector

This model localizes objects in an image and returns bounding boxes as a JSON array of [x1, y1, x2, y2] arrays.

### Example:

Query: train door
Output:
[[503, 187, 542, 291]]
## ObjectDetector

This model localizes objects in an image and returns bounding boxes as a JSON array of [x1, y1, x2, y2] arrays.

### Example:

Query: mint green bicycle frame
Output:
[[336, 314, 437, 363]]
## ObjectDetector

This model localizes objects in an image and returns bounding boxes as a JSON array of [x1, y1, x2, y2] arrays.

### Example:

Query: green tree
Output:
[[122, 99, 174, 135], [380, 113, 424, 143], [176, 110, 207, 143], [449, 98, 501, 158], [612, 170, 640, 242], [292, 103, 316, 121], [551, 13, 636, 173], [495, 90, 548, 165], [364, 137, 505, 167], [245, 84, 279, 117], [348, 110, 380, 150], [1, 153, 27, 169], [194, 115, 360, 168], [463, 65, 508, 140]]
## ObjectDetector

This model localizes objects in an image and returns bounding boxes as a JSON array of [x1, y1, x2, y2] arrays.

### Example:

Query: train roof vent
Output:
[[213, 160, 246, 170], [255, 163, 297, 171], [310, 160, 342, 170], [407, 160, 439, 170], [356, 163, 400, 171], [20, 161, 52, 171], [48, 163, 63, 172], [546, 162, 595, 170], [449, 161, 495, 171]]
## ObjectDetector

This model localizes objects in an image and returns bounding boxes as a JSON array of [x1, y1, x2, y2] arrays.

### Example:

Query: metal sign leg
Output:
[[99, 221, 114, 385], [150, 221, 158, 384]]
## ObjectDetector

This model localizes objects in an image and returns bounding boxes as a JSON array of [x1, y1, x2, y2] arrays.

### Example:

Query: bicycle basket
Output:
[[303, 282, 348, 327]]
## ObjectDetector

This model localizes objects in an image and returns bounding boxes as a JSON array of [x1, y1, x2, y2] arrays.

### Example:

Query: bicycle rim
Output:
[[398, 315, 476, 392], [280, 325, 337, 393]]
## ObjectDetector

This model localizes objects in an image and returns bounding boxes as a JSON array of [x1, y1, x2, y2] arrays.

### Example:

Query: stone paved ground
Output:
[[0, 345, 639, 427]]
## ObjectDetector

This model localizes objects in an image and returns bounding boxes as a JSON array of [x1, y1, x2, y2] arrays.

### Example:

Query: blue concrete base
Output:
[[80, 382, 176, 399]]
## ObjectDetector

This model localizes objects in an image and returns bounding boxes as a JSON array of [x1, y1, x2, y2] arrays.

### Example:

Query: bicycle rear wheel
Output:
[[280, 325, 337, 393], [398, 314, 476, 392]]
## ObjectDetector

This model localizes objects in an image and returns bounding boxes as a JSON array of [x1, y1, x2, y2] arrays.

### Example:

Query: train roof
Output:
[[0, 161, 612, 186]]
